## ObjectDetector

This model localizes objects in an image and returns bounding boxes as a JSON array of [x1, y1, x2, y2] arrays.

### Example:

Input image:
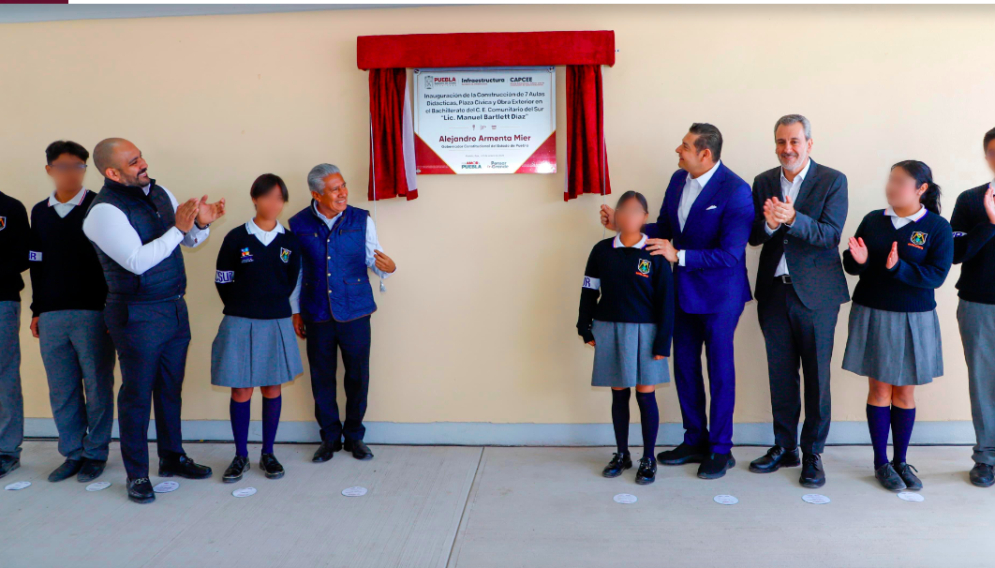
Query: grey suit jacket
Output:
[[749, 160, 850, 310]]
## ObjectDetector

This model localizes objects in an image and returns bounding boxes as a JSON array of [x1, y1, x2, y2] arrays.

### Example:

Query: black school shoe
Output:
[[970, 463, 995, 487], [260, 453, 285, 480], [697, 453, 736, 480], [77, 459, 106, 483], [159, 454, 213, 479], [223, 455, 250, 484], [0, 456, 20, 479], [657, 443, 708, 466], [602, 452, 632, 478], [874, 463, 907, 492], [127, 477, 155, 504], [48, 459, 83, 482], [312, 439, 343, 463], [344, 439, 374, 461], [800, 454, 826, 488], [635, 456, 657, 485], [893, 462, 922, 491], [749, 446, 800, 473]]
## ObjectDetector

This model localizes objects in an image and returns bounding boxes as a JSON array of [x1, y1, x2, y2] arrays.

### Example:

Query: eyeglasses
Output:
[[49, 164, 87, 173]]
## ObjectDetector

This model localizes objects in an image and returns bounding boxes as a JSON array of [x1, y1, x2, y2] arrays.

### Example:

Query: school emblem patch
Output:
[[280, 247, 291, 264], [0, 216, 6, 231], [240, 247, 253, 263], [637, 259, 651, 276], [910, 231, 927, 246]]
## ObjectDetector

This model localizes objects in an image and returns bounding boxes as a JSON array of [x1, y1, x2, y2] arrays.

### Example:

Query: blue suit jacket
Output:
[[645, 163, 754, 314]]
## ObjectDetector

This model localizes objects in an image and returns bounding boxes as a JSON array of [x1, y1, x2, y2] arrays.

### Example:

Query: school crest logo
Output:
[[910, 231, 927, 246], [0, 217, 6, 231], [240, 247, 253, 263], [637, 259, 652, 276], [280, 248, 291, 264]]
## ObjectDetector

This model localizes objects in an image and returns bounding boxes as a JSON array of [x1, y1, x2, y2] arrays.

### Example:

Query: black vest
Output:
[[88, 178, 187, 304]]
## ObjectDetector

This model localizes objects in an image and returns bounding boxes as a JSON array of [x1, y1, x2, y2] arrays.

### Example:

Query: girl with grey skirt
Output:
[[842, 161, 953, 492], [578, 191, 674, 485], [212, 174, 304, 483]]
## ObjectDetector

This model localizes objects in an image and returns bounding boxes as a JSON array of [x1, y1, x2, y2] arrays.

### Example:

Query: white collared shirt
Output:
[[765, 158, 812, 276], [82, 184, 210, 276], [884, 205, 927, 229], [48, 187, 89, 218], [675, 160, 721, 266], [245, 218, 285, 246], [613, 233, 648, 249]]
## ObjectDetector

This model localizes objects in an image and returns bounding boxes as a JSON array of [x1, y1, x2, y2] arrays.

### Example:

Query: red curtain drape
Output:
[[565, 65, 610, 202], [368, 68, 418, 201]]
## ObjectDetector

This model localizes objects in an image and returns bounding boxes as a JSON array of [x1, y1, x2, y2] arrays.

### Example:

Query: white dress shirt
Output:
[[48, 187, 89, 218], [764, 158, 812, 277], [82, 184, 210, 276], [675, 160, 721, 266], [884, 205, 927, 229]]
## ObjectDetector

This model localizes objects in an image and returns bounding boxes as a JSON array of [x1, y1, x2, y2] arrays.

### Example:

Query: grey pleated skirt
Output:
[[591, 320, 670, 388], [211, 315, 304, 388], [841, 304, 943, 386]]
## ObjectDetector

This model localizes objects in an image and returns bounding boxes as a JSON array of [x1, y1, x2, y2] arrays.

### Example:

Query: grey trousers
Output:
[[958, 299, 995, 466], [39, 310, 116, 461], [0, 302, 23, 458]]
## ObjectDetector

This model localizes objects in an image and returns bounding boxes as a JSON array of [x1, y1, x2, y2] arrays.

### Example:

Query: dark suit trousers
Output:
[[757, 280, 838, 454], [306, 316, 371, 443], [105, 299, 190, 479]]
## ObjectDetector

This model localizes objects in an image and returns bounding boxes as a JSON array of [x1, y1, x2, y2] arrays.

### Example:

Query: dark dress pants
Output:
[[305, 316, 371, 443]]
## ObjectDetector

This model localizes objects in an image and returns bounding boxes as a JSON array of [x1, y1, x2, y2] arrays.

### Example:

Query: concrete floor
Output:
[[1, 442, 993, 568]]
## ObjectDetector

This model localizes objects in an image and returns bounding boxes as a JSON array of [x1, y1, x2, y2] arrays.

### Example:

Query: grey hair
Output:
[[307, 163, 341, 194], [774, 114, 812, 140]]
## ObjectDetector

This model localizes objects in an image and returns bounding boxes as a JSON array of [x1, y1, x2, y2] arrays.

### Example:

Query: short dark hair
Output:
[[688, 123, 723, 161], [250, 173, 289, 202], [892, 160, 941, 215], [615, 190, 648, 213], [45, 140, 89, 165], [984, 127, 995, 153]]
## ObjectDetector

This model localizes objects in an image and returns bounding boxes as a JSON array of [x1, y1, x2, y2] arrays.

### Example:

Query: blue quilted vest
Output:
[[289, 203, 376, 323], [87, 179, 186, 304]]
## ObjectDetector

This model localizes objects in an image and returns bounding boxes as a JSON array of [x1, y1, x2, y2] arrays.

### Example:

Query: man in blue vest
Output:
[[83, 138, 225, 503], [290, 163, 396, 463]]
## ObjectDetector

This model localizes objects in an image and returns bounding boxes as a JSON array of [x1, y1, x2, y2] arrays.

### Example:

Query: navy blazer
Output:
[[645, 163, 754, 314], [749, 160, 850, 310]]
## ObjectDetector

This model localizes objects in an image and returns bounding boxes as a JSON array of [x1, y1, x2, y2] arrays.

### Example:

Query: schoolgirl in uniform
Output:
[[578, 191, 674, 485], [213, 174, 303, 483], [842, 160, 953, 492]]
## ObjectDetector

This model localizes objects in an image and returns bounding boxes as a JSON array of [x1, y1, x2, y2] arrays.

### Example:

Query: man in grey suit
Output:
[[747, 115, 849, 488]]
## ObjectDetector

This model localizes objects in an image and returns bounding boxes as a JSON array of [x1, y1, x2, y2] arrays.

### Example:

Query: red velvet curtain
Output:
[[565, 65, 610, 202], [368, 68, 418, 201]]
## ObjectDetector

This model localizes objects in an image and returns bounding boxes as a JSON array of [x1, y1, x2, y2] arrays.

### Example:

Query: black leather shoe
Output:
[[635, 456, 657, 485], [223, 455, 250, 483], [127, 477, 155, 504], [970, 463, 995, 488], [260, 453, 285, 479], [657, 443, 708, 466], [159, 454, 213, 480], [48, 459, 83, 482], [697, 452, 736, 480], [893, 462, 922, 491], [749, 446, 800, 473], [77, 459, 106, 483], [602, 452, 632, 478], [344, 439, 374, 461], [800, 453, 826, 488], [874, 463, 907, 492], [0, 456, 20, 479], [312, 440, 342, 463]]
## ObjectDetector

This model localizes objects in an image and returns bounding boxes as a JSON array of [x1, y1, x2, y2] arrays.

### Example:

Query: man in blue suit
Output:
[[601, 123, 753, 479]]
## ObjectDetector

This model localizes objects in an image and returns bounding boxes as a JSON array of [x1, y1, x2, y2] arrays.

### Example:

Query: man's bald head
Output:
[[93, 138, 151, 187], [93, 138, 129, 177]]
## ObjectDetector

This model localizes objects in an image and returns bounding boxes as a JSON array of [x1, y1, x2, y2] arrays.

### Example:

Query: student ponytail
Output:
[[892, 160, 941, 215]]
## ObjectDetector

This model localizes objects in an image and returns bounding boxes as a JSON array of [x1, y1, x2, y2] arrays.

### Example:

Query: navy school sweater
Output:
[[215, 224, 302, 320], [0, 191, 30, 302], [577, 237, 675, 357], [842, 209, 953, 312], [950, 183, 995, 304]]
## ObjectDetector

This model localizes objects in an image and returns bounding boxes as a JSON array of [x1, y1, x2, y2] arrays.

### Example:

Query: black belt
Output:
[[774, 275, 792, 284]]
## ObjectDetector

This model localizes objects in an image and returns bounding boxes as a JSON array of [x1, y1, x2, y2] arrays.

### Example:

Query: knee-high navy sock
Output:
[[866, 404, 892, 469], [635, 391, 659, 459], [230, 399, 251, 458], [611, 389, 631, 455], [262, 395, 282, 455], [891, 406, 916, 465]]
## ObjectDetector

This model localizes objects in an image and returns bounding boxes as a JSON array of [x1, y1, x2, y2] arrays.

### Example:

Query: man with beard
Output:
[[746, 115, 850, 488], [82, 138, 225, 503]]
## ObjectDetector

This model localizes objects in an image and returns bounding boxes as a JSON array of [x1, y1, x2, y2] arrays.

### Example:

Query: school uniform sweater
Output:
[[950, 183, 995, 304], [29, 191, 108, 317], [842, 209, 953, 312], [215, 224, 302, 320], [0, 191, 30, 302], [577, 236, 675, 357]]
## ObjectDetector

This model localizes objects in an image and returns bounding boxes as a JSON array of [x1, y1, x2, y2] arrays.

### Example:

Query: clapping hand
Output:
[[174, 198, 199, 233], [763, 199, 780, 230], [196, 195, 226, 227], [886, 242, 899, 270], [848, 236, 868, 264], [770, 195, 796, 226]]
